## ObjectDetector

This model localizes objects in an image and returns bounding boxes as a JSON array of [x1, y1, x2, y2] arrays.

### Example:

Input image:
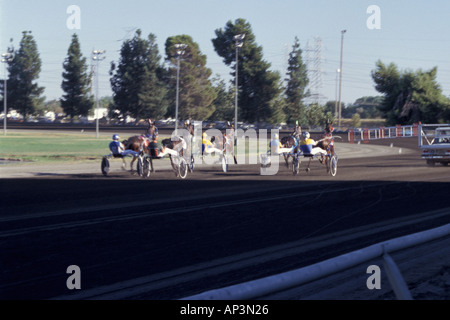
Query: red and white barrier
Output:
[[348, 123, 419, 143]]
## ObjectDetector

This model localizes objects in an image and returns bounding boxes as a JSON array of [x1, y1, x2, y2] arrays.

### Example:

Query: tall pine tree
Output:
[[284, 37, 309, 125], [60, 33, 93, 121], [212, 18, 282, 124], [110, 30, 167, 121], [165, 35, 217, 120], [7, 31, 44, 120]]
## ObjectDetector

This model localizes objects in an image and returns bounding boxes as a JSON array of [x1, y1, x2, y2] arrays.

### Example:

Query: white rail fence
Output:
[[181, 223, 450, 300]]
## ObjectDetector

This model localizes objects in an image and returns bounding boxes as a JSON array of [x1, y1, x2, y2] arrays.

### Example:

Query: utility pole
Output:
[[233, 34, 245, 143], [174, 44, 187, 135], [335, 68, 340, 119], [1, 51, 13, 136], [92, 50, 105, 138], [338, 30, 346, 128]]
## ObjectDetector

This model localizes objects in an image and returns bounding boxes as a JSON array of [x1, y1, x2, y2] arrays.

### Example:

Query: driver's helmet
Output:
[[202, 132, 207, 139], [302, 132, 310, 140], [273, 133, 279, 140], [112, 134, 120, 141]]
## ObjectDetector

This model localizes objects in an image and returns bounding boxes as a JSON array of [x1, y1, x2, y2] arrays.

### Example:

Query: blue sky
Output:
[[2, 0, 450, 106]]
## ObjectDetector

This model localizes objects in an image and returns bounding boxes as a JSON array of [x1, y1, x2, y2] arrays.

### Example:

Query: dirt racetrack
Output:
[[0, 135, 449, 301]]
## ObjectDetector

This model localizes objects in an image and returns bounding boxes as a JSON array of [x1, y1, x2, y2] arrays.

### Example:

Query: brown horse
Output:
[[317, 122, 335, 156], [122, 136, 145, 171], [122, 119, 158, 170], [312, 122, 336, 173]]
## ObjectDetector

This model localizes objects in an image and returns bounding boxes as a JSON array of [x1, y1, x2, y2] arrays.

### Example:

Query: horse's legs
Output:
[[130, 156, 137, 171], [283, 154, 289, 167], [306, 158, 312, 172], [121, 158, 127, 170]]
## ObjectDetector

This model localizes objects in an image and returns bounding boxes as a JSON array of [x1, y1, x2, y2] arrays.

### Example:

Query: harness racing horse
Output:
[[280, 124, 302, 167], [311, 121, 336, 172], [161, 121, 195, 172], [221, 122, 237, 164], [122, 119, 158, 171], [316, 122, 335, 158]]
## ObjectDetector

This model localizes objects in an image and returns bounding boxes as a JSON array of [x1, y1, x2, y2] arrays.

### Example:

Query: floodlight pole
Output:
[[234, 34, 245, 144], [174, 44, 187, 134], [338, 30, 346, 128], [1, 52, 13, 136], [335, 69, 340, 119], [92, 50, 105, 138]]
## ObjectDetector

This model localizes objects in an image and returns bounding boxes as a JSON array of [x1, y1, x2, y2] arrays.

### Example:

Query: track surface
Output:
[[1, 136, 449, 300]]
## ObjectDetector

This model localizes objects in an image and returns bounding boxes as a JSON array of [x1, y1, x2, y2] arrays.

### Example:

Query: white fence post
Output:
[[382, 252, 413, 300]]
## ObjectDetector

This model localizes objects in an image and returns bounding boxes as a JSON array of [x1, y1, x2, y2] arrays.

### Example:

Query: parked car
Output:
[[420, 125, 450, 166]]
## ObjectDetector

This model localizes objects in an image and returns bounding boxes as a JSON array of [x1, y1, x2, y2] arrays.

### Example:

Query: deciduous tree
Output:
[[372, 60, 450, 124]]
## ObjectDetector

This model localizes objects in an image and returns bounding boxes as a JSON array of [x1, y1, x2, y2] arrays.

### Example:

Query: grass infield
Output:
[[0, 132, 138, 164], [0, 131, 266, 166]]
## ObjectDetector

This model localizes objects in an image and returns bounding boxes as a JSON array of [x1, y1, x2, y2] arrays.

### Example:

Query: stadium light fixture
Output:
[[338, 30, 346, 128]]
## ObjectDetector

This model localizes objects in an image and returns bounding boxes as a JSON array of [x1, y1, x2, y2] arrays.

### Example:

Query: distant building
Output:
[[88, 107, 108, 121]]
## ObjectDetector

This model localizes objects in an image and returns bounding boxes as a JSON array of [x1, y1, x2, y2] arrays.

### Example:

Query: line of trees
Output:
[[2, 19, 450, 127], [0, 21, 315, 126]]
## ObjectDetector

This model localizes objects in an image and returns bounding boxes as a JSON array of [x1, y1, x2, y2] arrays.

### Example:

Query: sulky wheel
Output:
[[136, 156, 144, 177], [189, 154, 195, 173], [221, 155, 228, 173], [292, 156, 300, 175], [142, 157, 151, 178], [178, 157, 188, 179], [329, 155, 338, 176], [101, 157, 110, 176]]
